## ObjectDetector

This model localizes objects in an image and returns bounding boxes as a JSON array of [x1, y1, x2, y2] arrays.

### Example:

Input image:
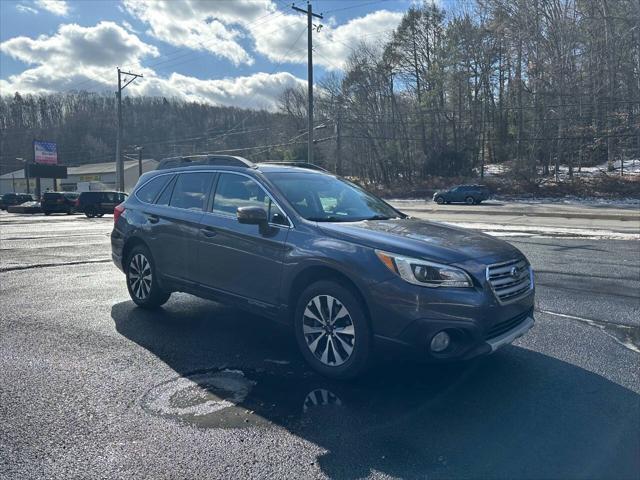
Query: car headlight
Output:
[[375, 250, 473, 288]]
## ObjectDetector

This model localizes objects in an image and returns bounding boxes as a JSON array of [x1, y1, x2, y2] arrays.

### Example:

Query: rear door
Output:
[[151, 172, 215, 283], [196, 172, 290, 306]]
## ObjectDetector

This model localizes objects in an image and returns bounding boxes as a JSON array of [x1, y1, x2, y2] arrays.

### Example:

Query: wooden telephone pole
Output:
[[116, 68, 143, 192], [292, 1, 323, 164]]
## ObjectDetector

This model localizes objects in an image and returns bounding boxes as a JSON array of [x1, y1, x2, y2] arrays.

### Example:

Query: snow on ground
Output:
[[443, 222, 640, 240], [387, 196, 640, 208], [478, 158, 640, 178], [493, 196, 640, 208]]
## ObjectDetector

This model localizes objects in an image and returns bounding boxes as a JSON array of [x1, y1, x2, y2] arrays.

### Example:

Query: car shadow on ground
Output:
[[111, 297, 639, 480]]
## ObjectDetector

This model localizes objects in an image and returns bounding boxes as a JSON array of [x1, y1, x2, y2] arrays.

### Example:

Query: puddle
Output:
[[141, 364, 475, 430]]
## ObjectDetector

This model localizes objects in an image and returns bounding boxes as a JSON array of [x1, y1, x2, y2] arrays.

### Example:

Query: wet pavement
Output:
[[1, 212, 639, 479]]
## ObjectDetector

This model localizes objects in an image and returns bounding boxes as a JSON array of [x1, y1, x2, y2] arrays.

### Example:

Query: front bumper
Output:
[[486, 315, 534, 353], [367, 268, 535, 361]]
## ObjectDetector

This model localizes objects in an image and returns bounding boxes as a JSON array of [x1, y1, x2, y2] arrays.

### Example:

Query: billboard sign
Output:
[[34, 141, 58, 165], [26, 163, 67, 179]]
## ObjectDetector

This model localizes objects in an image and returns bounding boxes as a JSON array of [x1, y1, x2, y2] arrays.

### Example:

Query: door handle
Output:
[[148, 214, 159, 224], [201, 226, 217, 237]]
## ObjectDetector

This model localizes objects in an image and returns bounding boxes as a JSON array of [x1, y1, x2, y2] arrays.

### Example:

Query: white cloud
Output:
[[135, 72, 305, 110], [0, 19, 303, 111], [121, 0, 402, 70], [250, 10, 403, 70], [16, 4, 39, 14], [35, 0, 69, 16], [1, 21, 158, 67], [0, 21, 159, 94], [122, 0, 276, 66]]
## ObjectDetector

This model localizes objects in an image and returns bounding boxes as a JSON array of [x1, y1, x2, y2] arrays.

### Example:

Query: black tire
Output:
[[84, 207, 95, 218], [465, 196, 475, 205], [44, 211, 51, 216], [435, 196, 445, 205], [97, 213, 104, 218], [125, 245, 171, 308], [294, 280, 372, 379]]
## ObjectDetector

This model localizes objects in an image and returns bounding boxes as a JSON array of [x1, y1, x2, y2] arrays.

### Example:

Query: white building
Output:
[[0, 159, 158, 195]]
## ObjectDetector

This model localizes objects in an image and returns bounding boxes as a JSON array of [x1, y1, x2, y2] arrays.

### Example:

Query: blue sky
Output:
[[0, 0, 414, 110]]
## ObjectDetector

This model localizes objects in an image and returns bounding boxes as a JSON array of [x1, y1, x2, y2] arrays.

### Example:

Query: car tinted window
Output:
[[136, 176, 171, 204], [169, 173, 214, 210], [155, 176, 176, 206], [212, 173, 285, 223]]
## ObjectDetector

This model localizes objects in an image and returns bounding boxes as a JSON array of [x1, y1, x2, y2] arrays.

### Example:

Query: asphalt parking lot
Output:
[[1, 211, 639, 479]]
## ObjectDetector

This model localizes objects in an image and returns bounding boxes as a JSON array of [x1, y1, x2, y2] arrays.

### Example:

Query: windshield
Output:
[[265, 172, 403, 222]]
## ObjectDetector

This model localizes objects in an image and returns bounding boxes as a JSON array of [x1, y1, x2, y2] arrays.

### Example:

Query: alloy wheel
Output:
[[128, 253, 152, 300], [302, 295, 355, 366]]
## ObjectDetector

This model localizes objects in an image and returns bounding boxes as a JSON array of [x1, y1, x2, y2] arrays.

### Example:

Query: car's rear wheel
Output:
[[465, 196, 475, 205], [126, 245, 171, 308], [294, 280, 371, 379], [435, 196, 445, 205]]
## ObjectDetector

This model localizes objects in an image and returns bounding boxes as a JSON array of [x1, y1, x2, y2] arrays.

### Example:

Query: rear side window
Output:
[[136, 176, 170, 204], [169, 173, 214, 211], [156, 176, 176, 206]]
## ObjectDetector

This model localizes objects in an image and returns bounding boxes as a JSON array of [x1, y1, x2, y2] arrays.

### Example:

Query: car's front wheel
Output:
[[126, 245, 171, 308], [435, 196, 445, 205], [465, 196, 475, 205], [294, 280, 371, 379]]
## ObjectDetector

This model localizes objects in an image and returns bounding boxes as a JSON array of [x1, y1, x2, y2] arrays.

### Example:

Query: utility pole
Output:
[[335, 111, 343, 175], [136, 146, 143, 178], [292, 1, 322, 164], [116, 67, 143, 192]]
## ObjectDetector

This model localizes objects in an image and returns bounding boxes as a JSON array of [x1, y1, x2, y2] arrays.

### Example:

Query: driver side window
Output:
[[212, 173, 287, 225]]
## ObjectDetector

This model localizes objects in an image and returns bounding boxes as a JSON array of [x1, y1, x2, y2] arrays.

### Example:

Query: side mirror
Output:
[[237, 206, 268, 226]]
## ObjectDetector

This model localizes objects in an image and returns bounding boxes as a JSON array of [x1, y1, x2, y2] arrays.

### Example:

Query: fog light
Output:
[[430, 331, 450, 353]]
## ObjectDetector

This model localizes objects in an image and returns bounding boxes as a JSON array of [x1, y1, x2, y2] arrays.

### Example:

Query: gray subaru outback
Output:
[[111, 156, 534, 378]]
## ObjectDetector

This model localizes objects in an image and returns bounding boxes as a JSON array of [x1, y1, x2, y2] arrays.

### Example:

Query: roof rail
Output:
[[156, 155, 254, 170], [259, 161, 328, 172]]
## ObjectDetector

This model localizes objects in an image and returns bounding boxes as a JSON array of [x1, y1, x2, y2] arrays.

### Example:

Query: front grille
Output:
[[486, 258, 532, 304], [486, 310, 530, 339]]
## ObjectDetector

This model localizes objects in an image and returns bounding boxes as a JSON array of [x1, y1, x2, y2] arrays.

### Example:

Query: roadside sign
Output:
[[34, 141, 57, 165], [26, 163, 67, 179]]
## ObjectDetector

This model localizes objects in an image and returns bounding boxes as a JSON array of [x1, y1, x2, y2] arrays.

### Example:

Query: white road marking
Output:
[[538, 310, 640, 354]]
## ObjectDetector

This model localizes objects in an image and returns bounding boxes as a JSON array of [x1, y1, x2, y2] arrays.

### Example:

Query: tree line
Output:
[[1, 0, 638, 188]]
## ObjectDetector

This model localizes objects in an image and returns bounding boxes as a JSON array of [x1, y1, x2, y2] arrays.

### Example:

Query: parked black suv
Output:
[[433, 184, 490, 205], [79, 191, 127, 218], [0, 193, 34, 210], [112, 156, 534, 378], [41, 192, 80, 215]]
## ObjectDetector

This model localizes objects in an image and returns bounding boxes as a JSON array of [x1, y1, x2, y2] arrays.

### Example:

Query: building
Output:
[[0, 159, 158, 195]]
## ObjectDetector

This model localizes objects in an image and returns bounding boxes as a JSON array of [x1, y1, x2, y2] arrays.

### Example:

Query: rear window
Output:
[[136, 175, 171, 204], [169, 173, 214, 210]]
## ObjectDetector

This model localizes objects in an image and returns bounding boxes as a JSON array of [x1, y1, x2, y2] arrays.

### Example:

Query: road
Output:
[[1, 211, 639, 479]]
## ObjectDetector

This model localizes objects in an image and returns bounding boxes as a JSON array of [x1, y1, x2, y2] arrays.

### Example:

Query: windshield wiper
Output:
[[364, 215, 398, 221], [306, 216, 346, 222]]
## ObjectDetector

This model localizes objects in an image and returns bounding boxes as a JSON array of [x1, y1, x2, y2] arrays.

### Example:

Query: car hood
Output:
[[318, 218, 522, 265]]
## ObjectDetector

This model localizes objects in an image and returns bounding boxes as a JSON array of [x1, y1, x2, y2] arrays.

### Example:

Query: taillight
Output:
[[74, 198, 80, 207], [114, 203, 125, 224]]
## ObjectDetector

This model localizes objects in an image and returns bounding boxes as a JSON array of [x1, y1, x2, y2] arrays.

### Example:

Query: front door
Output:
[[196, 172, 290, 306]]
